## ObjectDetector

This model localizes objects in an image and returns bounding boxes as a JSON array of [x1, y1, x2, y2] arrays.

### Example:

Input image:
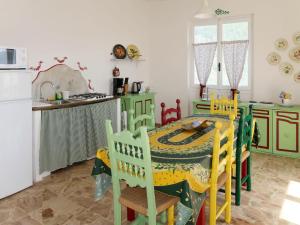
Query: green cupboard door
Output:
[[134, 99, 143, 130], [273, 110, 300, 158], [145, 97, 154, 127], [251, 108, 272, 153]]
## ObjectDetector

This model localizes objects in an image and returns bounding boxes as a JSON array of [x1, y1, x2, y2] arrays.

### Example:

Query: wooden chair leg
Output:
[[235, 160, 242, 206], [113, 197, 122, 225], [127, 208, 135, 221], [225, 175, 231, 224], [148, 210, 157, 225], [246, 156, 252, 191], [196, 202, 206, 225], [209, 187, 217, 225], [167, 205, 175, 225], [242, 160, 247, 188]]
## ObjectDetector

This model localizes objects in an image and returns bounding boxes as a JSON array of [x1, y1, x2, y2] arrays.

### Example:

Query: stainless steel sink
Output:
[[42, 100, 72, 105]]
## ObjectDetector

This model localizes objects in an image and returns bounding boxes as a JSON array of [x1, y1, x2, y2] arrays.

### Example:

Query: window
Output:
[[192, 16, 252, 90]]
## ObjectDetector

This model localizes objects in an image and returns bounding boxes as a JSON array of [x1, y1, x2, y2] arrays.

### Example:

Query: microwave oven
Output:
[[0, 47, 27, 70]]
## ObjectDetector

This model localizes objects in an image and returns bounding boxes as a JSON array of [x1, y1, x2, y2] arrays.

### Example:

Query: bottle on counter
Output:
[[55, 92, 63, 100], [123, 77, 129, 95]]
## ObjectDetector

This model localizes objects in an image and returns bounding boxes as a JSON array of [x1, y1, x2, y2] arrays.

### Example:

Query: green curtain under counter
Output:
[[39, 100, 118, 173]]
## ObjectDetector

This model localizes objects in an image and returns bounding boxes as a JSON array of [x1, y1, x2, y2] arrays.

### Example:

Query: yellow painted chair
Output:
[[210, 93, 238, 118], [189, 115, 235, 225]]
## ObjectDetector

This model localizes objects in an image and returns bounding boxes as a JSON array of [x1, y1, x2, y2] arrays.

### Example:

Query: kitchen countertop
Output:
[[240, 102, 300, 111], [32, 96, 119, 111]]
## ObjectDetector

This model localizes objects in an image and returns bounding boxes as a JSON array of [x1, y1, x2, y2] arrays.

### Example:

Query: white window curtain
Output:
[[222, 40, 249, 91], [193, 42, 217, 97]]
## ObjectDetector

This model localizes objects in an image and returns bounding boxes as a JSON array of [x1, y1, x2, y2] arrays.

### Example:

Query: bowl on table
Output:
[[182, 120, 213, 131]]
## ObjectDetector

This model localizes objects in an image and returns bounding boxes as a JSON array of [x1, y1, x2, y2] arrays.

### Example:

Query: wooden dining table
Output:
[[92, 114, 238, 225]]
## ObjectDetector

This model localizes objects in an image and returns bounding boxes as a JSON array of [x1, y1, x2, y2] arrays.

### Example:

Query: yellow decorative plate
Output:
[[293, 32, 300, 45], [275, 38, 288, 51], [127, 44, 141, 60], [279, 62, 294, 76], [289, 47, 300, 63], [266, 52, 281, 65]]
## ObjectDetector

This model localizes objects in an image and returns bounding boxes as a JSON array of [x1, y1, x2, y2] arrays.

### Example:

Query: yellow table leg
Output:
[[168, 205, 174, 225]]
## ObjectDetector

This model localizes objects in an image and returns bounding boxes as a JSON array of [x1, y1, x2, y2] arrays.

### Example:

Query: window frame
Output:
[[189, 15, 253, 92]]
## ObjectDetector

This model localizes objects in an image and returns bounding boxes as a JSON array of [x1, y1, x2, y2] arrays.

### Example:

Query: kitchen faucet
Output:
[[40, 81, 55, 100]]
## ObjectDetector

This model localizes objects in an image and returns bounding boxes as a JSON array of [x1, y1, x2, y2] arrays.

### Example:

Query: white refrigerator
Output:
[[0, 70, 32, 199]]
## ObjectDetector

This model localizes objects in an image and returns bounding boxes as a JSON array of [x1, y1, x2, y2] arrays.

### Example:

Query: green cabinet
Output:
[[192, 99, 300, 159], [251, 108, 272, 154], [272, 110, 300, 158], [121, 92, 155, 129]]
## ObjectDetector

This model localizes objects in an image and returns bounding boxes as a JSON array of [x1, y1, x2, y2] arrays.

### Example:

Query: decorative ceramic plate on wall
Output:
[[294, 72, 300, 83], [127, 44, 141, 60], [293, 32, 300, 45], [289, 47, 300, 62], [266, 52, 281, 65], [112, 44, 127, 59], [275, 38, 288, 50], [279, 62, 294, 75]]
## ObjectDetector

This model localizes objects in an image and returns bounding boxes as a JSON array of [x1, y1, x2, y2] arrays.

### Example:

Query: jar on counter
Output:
[[55, 92, 63, 100]]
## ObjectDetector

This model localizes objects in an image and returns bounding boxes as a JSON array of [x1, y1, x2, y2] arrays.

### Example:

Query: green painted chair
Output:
[[105, 120, 179, 225], [128, 104, 155, 136], [234, 106, 254, 205]]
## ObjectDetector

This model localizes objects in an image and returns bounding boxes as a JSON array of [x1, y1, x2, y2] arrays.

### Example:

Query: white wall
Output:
[[147, 0, 300, 119], [0, 0, 151, 94], [2, 0, 300, 121]]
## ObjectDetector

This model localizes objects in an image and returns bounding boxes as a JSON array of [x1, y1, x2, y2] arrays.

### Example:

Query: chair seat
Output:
[[119, 187, 179, 216], [241, 151, 250, 163], [200, 172, 228, 193], [217, 172, 228, 189], [232, 150, 250, 165]]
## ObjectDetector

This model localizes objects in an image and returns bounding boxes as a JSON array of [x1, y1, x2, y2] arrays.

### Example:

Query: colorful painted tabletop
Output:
[[92, 114, 238, 225]]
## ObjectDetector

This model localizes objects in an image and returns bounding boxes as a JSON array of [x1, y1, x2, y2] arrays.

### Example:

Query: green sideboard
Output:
[[192, 99, 250, 116], [193, 99, 300, 158], [121, 92, 155, 129]]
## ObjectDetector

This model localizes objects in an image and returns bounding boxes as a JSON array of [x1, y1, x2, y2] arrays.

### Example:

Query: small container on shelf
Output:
[[279, 91, 292, 106], [55, 92, 63, 100]]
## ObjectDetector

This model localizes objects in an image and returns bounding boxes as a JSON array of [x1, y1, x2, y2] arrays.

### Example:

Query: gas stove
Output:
[[70, 93, 112, 101], [34, 93, 115, 109]]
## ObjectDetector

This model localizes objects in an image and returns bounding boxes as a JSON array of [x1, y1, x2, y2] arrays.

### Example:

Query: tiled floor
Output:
[[0, 153, 300, 225]]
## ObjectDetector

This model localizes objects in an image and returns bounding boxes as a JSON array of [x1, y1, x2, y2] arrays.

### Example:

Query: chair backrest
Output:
[[106, 120, 156, 211], [128, 104, 155, 136], [161, 99, 181, 126], [237, 105, 254, 152], [210, 93, 238, 118], [210, 115, 235, 185]]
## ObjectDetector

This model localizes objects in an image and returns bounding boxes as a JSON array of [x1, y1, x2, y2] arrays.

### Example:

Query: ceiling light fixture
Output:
[[194, 0, 215, 19]]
